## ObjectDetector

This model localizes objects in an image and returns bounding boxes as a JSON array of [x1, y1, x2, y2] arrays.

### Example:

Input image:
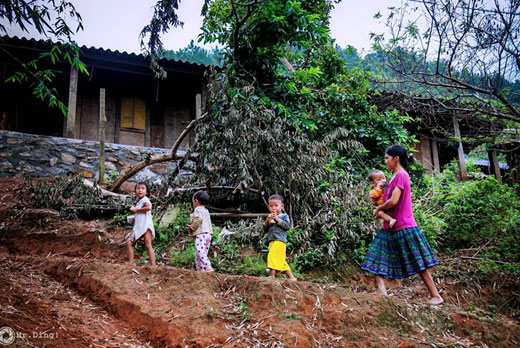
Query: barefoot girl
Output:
[[126, 181, 156, 266]]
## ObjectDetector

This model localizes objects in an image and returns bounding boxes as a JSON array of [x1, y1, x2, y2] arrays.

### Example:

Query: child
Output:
[[264, 194, 297, 281], [126, 181, 156, 266], [187, 190, 214, 272], [368, 170, 397, 228]]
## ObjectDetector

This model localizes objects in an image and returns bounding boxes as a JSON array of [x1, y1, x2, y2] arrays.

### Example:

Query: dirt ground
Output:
[[0, 177, 519, 348]]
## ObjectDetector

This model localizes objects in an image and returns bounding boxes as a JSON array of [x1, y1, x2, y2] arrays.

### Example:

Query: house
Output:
[[0, 35, 208, 149], [371, 91, 511, 181]]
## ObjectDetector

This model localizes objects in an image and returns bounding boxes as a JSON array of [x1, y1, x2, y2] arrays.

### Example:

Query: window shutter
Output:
[[121, 97, 134, 128]]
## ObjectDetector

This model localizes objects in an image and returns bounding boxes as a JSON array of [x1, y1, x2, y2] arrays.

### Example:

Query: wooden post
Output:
[[452, 115, 468, 181], [488, 150, 502, 184], [15, 99, 19, 131], [420, 135, 433, 173], [66, 66, 79, 138], [431, 138, 441, 172], [195, 93, 202, 119], [98, 88, 106, 184]]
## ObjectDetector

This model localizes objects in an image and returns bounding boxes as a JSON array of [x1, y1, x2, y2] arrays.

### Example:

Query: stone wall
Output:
[[0, 130, 193, 183]]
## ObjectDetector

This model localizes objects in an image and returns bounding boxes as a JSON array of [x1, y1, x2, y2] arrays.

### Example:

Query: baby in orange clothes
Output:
[[368, 170, 396, 228]]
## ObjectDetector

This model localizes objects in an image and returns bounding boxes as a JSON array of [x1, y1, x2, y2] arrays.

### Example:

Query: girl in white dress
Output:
[[126, 182, 156, 266]]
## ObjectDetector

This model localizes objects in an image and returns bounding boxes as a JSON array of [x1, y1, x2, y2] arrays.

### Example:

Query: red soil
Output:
[[0, 177, 519, 348]]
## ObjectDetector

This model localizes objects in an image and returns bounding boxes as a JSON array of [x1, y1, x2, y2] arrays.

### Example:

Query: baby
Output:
[[368, 170, 396, 228]]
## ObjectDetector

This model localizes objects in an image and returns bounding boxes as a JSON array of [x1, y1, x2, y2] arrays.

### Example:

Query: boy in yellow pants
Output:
[[264, 194, 297, 281]]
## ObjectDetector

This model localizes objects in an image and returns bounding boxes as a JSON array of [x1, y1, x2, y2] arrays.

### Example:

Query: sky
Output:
[[1, 0, 401, 55]]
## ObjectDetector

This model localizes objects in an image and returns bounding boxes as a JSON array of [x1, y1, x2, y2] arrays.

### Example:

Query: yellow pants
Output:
[[267, 241, 291, 272]]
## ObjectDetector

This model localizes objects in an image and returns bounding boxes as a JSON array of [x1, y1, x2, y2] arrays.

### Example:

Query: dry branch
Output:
[[83, 179, 129, 200], [173, 184, 263, 195], [109, 113, 207, 192], [210, 213, 266, 218]]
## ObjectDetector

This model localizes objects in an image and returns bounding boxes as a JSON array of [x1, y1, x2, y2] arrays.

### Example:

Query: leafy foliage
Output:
[[415, 164, 520, 275], [183, 0, 416, 264], [163, 40, 223, 66], [139, 0, 184, 78]]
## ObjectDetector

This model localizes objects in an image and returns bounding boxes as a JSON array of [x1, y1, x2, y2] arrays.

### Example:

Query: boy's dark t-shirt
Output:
[[266, 213, 291, 243]]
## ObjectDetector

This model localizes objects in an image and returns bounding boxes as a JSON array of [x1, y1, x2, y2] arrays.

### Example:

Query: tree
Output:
[[164, 40, 223, 66], [371, 0, 520, 123], [137, 0, 415, 262], [0, 0, 88, 115]]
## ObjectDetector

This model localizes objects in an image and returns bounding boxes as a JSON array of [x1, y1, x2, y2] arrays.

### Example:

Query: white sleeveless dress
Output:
[[132, 197, 155, 241]]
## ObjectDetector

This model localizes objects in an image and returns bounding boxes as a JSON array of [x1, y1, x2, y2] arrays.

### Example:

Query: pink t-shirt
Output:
[[382, 170, 417, 231]]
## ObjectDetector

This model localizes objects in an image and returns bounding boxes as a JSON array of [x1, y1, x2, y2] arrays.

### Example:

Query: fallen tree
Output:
[[109, 113, 207, 192]]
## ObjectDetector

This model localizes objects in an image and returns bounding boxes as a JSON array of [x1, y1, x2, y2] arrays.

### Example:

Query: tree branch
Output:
[[109, 113, 207, 192]]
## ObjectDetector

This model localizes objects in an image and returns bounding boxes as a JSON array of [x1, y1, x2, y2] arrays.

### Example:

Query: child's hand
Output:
[[130, 206, 137, 213], [271, 213, 281, 223], [187, 225, 193, 233]]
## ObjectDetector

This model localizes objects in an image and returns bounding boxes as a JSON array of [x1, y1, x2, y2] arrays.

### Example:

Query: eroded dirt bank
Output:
[[0, 177, 519, 347]]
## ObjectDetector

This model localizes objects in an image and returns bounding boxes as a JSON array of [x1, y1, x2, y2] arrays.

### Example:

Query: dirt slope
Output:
[[0, 177, 519, 348]]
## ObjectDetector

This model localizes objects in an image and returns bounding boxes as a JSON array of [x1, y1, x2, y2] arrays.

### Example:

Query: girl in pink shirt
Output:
[[362, 144, 443, 305]]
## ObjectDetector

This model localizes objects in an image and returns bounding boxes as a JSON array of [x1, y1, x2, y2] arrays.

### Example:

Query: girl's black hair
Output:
[[136, 181, 151, 197], [385, 144, 414, 168], [193, 190, 210, 205]]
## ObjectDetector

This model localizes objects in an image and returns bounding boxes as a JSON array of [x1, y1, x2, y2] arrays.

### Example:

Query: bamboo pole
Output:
[[66, 66, 78, 138]]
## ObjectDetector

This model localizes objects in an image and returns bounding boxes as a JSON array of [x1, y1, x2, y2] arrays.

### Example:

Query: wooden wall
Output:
[[72, 66, 203, 150], [75, 87, 197, 149], [413, 134, 441, 173], [77, 90, 116, 143]]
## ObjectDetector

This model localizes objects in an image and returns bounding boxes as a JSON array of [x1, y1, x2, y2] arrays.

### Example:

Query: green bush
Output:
[[415, 166, 520, 276], [211, 235, 267, 276], [442, 177, 520, 251], [170, 244, 196, 269], [154, 203, 192, 251], [295, 247, 326, 272]]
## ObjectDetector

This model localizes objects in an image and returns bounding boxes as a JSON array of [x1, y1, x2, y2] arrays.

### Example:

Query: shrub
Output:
[[170, 244, 196, 269], [415, 167, 520, 275], [442, 177, 520, 251]]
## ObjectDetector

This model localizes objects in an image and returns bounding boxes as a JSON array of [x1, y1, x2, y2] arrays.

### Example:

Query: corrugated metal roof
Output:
[[472, 158, 509, 170], [0, 34, 211, 69]]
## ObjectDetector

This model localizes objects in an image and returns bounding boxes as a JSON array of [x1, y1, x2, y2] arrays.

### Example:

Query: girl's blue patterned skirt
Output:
[[361, 226, 438, 279]]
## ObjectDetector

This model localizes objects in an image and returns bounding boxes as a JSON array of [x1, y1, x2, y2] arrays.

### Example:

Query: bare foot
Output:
[[389, 218, 397, 228], [374, 289, 388, 296], [428, 296, 444, 305], [287, 277, 297, 282]]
